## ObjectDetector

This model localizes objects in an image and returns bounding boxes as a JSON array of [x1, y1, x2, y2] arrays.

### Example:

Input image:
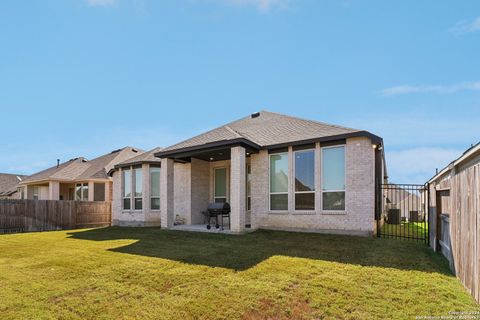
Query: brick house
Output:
[[18, 147, 141, 202], [111, 111, 386, 235]]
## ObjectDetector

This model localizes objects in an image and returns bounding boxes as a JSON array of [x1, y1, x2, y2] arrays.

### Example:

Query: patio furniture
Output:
[[205, 202, 231, 230]]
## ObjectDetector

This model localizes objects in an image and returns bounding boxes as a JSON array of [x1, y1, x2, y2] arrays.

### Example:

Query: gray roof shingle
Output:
[[21, 147, 142, 184], [115, 147, 163, 168], [159, 110, 376, 155], [0, 173, 28, 196]]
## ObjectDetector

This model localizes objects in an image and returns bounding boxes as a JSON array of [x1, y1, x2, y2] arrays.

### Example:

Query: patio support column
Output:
[[230, 146, 246, 233], [160, 158, 175, 229], [49, 181, 60, 200]]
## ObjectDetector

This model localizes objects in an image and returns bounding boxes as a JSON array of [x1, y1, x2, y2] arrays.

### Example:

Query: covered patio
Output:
[[156, 140, 259, 234]]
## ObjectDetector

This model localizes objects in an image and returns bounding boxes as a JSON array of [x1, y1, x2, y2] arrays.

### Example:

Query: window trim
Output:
[[214, 167, 228, 203], [133, 166, 143, 211], [150, 166, 161, 211], [321, 145, 346, 212], [269, 152, 289, 212], [75, 182, 89, 201], [294, 148, 316, 212], [122, 168, 132, 211]]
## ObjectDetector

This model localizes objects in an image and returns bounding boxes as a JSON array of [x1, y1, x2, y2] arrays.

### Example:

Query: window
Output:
[[75, 183, 88, 201], [270, 153, 288, 210], [294, 150, 315, 210], [133, 167, 143, 210], [214, 167, 227, 203], [33, 186, 39, 201], [94, 183, 105, 202], [150, 166, 161, 210], [122, 169, 131, 210], [246, 164, 251, 211], [322, 146, 346, 211]]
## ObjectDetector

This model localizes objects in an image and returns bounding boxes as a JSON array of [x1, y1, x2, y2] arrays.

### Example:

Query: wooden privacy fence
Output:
[[0, 200, 111, 234], [449, 163, 480, 303]]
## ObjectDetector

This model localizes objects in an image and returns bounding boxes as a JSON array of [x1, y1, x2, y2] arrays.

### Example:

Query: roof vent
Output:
[[251, 112, 260, 119], [111, 148, 122, 154]]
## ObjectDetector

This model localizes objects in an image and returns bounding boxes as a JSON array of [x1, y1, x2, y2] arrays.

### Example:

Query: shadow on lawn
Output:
[[68, 227, 451, 273]]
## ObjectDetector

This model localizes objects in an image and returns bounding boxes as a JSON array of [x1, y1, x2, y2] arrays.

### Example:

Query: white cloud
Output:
[[87, 0, 116, 7], [450, 17, 480, 35], [218, 0, 290, 12], [386, 147, 462, 183], [380, 82, 480, 96]]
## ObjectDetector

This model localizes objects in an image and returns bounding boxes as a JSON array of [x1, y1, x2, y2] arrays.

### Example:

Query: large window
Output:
[[294, 150, 315, 210], [270, 153, 289, 210], [122, 168, 131, 210], [150, 166, 161, 210], [94, 183, 105, 202], [75, 183, 88, 201], [214, 167, 227, 203], [246, 164, 251, 211], [133, 167, 143, 210], [322, 146, 346, 211]]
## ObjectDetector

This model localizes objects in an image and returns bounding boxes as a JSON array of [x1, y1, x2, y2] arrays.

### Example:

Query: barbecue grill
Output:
[[205, 202, 231, 230]]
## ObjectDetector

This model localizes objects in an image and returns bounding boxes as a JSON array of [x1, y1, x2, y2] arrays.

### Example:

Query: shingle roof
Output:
[[21, 147, 142, 184], [0, 173, 28, 196], [115, 147, 163, 169], [159, 110, 378, 155]]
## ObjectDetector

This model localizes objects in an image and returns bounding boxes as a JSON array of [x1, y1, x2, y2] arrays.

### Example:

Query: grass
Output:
[[0, 228, 478, 320], [381, 221, 429, 240]]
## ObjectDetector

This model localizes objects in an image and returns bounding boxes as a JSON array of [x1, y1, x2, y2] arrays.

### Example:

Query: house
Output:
[[18, 147, 141, 202], [0, 173, 28, 199], [111, 111, 386, 236], [428, 142, 480, 303]]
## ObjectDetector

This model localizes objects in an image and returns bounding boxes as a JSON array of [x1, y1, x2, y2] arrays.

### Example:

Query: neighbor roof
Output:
[[0, 173, 28, 197], [21, 147, 142, 184], [114, 147, 163, 169], [157, 110, 382, 157], [428, 142, 480, 183]]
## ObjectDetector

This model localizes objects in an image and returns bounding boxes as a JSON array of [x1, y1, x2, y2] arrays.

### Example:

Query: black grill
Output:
[[205, 202, 231, 230]]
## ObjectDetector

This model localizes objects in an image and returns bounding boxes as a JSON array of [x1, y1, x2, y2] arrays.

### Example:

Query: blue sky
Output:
[[0, 0, 478, 183]]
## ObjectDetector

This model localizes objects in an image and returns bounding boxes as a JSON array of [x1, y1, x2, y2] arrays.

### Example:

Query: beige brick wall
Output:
[[252, 137, 376, 236]]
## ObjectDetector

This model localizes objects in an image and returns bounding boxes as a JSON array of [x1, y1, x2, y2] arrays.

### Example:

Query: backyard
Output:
[[0, 228, 478, 320]]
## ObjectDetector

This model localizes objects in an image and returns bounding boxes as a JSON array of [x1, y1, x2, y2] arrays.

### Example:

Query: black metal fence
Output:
[[377, 184, 429, 243]]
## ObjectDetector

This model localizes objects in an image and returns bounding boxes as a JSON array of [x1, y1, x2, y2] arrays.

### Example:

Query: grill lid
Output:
[[207, 202, 231, 212]]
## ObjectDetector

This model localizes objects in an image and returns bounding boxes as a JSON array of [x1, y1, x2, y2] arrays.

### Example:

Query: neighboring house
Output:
[[384, 187, 422, 221], [428, 142, 480, 303], [112, 111, 386, 236], [0, 173, 28, 199], [18, 147, 141, 202]]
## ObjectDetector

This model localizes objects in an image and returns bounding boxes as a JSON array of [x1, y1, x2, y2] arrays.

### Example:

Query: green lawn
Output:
[[0, 228, 478, 320], [381, 222, 429, 240]]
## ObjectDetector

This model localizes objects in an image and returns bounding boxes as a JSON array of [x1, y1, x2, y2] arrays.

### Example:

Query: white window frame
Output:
[[122, 168, 132, 211], [214, 167, 228, 203], [150, 166, 161, 211], [133, 166, 143, 211], [269, 152, 289, 212], [294, 149, 316, 212], [321, 145, 346, 212], [75, 182, 89, 201], [33, 186, 39, 201]]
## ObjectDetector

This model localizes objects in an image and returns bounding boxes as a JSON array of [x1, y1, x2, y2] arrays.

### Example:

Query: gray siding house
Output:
[[111, 111, 386, 235]]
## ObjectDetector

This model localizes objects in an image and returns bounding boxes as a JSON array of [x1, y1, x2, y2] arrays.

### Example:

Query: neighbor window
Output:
[[33, 186, 39, 201], [150, 166, 161, 210], [133, 167, 143, 210], [270, 153, 288, 210], [75, 183, 88, 201], [294, 150, 315, 210], [322, 146, 346, 211], [246, 164, 251, 211], [122, 168, 131, 210], [214, 167, 227, 203], [94, 183, 105, 202]]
